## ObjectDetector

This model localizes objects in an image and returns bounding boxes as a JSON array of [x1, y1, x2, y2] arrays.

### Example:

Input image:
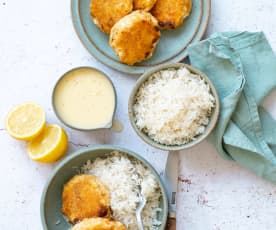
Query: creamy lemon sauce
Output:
[[111, 119, 124, 133], [53, 68, 115, 130]]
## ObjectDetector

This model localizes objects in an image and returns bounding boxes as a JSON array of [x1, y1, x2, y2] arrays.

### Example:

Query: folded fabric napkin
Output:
[[187, 31, 276, 183]]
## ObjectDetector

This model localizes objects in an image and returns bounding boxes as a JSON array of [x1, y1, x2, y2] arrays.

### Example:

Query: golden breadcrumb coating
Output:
[[110, 10, 161, 65], [71, 218, 126, 230], [151, 0, 192, 29], [133, 0, 157, 11], [61, 175, 111, 223], [90, 0, 133, 34]]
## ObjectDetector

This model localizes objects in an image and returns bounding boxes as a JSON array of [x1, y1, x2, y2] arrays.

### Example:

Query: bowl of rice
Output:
[[128, 63, 220, 151], [41, 145, 168, 230]]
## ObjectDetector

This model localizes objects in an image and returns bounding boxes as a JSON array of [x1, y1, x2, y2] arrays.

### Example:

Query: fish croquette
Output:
[[61, 175, 111, 223], [71, 218, 126, 230], [90, 0, 133, 34], [110, 10, 160, 65], [151, 0, 192, 29], [133, 0, 157, 11]]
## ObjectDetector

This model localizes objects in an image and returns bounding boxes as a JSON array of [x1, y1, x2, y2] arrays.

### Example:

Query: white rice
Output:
[[133, 67, 215, 145], [81, 151, 162, 230]]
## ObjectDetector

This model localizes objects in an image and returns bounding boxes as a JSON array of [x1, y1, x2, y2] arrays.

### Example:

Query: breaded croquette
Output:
[[151, 0, 192, 29], [90, 0, 133, 34], [61, 175, 111, 223], [71, 218, 126, 230], [110, 10, 160, 65], [133, 0, 157, 11]]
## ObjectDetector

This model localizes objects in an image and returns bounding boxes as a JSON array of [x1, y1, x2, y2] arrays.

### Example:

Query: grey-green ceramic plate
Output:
[[71, 0, 210, 74], [41, 145, 168, 230]]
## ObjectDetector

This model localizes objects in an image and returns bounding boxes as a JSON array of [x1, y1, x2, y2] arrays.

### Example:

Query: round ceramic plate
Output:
[[41, 145, 168, 230], [71, 0, 210, 74]]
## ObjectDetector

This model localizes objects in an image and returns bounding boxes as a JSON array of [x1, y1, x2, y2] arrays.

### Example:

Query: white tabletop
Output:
[[1, 0, 276, 229]]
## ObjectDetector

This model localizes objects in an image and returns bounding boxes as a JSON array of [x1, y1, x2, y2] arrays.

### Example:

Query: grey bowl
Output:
[[40, 145, 168, 230], [52, 66, 117, 131], [128, 63, 220, 151]]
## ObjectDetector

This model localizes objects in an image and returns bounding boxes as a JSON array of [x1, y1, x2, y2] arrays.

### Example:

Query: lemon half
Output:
[[6, 103, 46, 141], [27, 124, 68, 163]]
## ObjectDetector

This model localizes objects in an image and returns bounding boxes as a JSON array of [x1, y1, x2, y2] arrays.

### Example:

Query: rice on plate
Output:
[[81, 151, 162, 230]]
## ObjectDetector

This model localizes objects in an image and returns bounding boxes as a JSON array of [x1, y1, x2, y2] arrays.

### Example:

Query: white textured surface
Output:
[[0, 0, 276, 230]]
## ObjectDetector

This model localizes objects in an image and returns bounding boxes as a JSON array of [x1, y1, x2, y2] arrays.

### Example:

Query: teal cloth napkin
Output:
[[187, 32, 276, 183]]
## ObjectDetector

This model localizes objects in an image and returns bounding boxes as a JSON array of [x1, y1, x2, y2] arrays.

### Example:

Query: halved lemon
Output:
[[6, 103, 46, 141], [27, 124, 68, 163]]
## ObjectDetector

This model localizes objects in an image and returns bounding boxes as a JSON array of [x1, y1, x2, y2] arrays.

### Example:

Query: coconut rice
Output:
[[81, 151, 162, 230], [133, 67, 215, 145]]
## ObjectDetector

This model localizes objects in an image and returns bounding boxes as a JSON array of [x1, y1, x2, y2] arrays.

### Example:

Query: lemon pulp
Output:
[[27, 124, 68, 163], [6, 103, 46, 141]]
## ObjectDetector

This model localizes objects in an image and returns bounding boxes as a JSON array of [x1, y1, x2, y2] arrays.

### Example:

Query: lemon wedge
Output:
[[6, 103, 46, 141], [27, 124, 68, 163]]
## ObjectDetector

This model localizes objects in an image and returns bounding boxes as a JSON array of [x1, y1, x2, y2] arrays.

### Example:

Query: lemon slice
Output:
[[6, 103, 46, 141], [27, 124, 68, 163]]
